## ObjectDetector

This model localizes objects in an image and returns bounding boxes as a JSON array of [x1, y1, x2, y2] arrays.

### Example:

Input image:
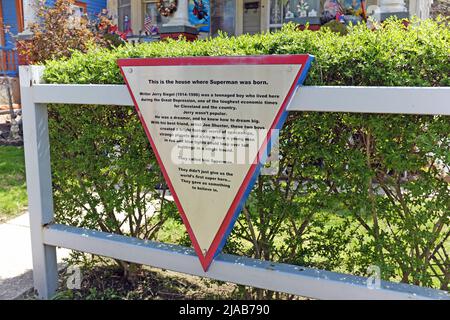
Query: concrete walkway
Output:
[[0, 213, 70, 300]]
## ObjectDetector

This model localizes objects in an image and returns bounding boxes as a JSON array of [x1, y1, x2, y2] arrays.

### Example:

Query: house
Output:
[[106, 0, 434, 40], [0, 0, 107, 77], [0, 0, 436, 79]]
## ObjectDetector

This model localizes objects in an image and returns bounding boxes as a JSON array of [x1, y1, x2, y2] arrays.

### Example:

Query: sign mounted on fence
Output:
[[118, 55, 313, 270]]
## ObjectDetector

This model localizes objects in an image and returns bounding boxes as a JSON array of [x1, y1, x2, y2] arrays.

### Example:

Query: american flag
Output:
[[144, 15, 152, 34]]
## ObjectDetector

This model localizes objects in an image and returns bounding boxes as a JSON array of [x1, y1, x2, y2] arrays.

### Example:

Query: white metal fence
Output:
[[20, 65, 450, 300]]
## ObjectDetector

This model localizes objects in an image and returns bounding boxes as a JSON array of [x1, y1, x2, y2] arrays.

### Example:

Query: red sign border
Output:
[[118, 55, 313, 271]]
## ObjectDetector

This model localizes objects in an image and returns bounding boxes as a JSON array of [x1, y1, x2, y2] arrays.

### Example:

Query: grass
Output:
[[0, 146, 27, 222]]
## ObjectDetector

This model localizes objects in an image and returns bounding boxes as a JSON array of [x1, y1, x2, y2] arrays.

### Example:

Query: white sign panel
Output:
[[119, 55, 313, 270]]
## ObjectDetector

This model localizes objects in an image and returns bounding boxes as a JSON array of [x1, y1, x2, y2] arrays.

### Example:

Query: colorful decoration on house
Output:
[[94, 9, 128, 41], [189, 0, 210, 32], [323, 0, 342, 20], [144, 15, 158, 35], [297, 0, 309, 17], [285, 10, 294, 19], [158, 0, 178, 17], [344, 0, 361, 11], [326, 0, 368, 23], [123, 14, 133, 36], [309, 9, 318, 17]]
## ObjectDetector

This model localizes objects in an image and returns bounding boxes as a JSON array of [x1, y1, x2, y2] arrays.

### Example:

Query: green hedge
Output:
[[45, 18, 449, 86], [44, 18, 450, 294]]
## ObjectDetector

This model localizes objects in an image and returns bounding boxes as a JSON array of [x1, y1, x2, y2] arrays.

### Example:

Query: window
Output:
[[210, 0, 236, 35], [143, 0, 168, 34], [269, 0, 320, 28], [118, 0, 132, 32], [269, 0, 408, 30]]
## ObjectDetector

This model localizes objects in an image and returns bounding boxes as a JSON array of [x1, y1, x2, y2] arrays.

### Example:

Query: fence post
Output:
[[20, 65, 58, 299]]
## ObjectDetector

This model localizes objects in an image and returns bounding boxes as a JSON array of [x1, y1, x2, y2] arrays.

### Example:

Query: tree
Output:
[[17, 0, 115, 64]]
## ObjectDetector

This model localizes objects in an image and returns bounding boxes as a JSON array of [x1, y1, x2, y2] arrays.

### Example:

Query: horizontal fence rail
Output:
[[19, 66, 450, 300], [43, 224, 449, 300], [30, 83, 450, 115]]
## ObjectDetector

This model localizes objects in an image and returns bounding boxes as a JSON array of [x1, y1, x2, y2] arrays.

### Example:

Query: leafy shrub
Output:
[[322, 20, 349, 35], [48, 105, 179, 279], [44, 18, 450, 294]]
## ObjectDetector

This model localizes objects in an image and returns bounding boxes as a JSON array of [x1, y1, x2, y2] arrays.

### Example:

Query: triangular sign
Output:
[[118, 55, 313, 271]]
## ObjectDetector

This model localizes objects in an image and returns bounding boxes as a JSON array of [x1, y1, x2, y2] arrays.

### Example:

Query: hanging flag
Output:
[[144, 15, 153, 34]]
